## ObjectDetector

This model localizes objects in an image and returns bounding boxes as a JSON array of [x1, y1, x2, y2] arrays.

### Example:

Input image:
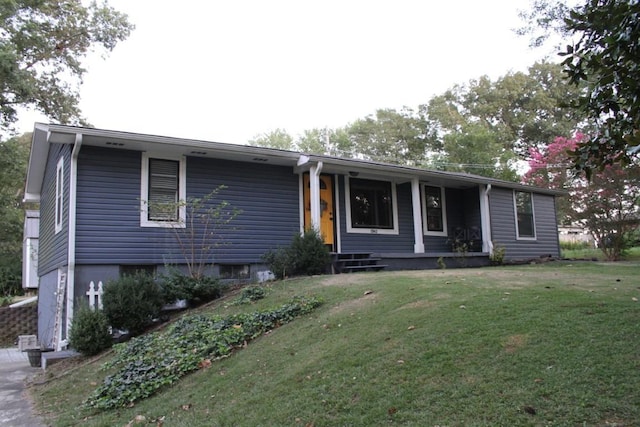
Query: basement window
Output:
[[219, 264, 250, 279]]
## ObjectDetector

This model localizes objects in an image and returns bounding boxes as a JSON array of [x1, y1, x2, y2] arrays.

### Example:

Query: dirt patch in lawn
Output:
[[329, 292, 378, 316], [398, 299, 436, 310], [503, 334, 529, 353], [318, 273, 380, 287]]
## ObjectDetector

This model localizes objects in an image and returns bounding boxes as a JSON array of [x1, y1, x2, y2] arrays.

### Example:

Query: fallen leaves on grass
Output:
[[125, 415, 146, 426]]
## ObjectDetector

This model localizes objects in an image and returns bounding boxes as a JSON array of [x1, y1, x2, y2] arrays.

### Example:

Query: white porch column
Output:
[[309, 162, 323, 231], [479, 184, 493, 254], [411, 178, 425, 253]]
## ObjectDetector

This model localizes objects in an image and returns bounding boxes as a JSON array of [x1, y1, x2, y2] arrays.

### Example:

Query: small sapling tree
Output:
[[146, 186, 240, 304], [146, 185, 240, 279]]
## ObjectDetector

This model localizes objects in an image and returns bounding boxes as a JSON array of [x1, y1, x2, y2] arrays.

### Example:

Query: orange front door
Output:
[[303, 173, 335, 248]]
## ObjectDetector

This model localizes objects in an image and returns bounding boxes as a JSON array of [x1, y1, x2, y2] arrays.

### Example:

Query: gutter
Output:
[[9, 296, 38, 308]]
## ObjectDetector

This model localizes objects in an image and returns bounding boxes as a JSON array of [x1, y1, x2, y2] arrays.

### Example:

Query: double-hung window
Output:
[[346, 177, 398, 234], [514, 191, 535, 239], [54, 157, 64, 234], [141, 153, 186, 227], [422, 185, 447, 236]]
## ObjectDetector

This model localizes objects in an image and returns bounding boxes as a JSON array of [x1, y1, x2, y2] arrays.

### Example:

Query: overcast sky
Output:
[[19, 0, 553, 145]]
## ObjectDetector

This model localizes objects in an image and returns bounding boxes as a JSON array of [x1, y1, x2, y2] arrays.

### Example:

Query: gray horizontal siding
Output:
[[186, 156, 300, 261], [38, 143, 69, 275], [75, 147, 300, 265], [489, 187, 560, 260]]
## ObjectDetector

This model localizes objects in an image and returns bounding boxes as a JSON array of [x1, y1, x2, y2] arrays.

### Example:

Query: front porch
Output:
[[377, 251, 490, 270], [299, 161, 495, 260], [331, 251, 490, 273]]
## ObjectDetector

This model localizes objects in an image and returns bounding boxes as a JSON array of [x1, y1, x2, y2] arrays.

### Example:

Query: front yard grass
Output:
[[31, 261, 640, 426], [562, 245, 640, 261]]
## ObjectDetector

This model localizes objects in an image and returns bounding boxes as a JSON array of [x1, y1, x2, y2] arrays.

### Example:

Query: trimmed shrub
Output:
[[69, 304, 112, 356], [262, 229, 330, 279], [160, 270, 224, 306], [489, 243, 506, 266], [102, 273, 164, 336], [290, 229, 331, 276], [261, 247, 293, 280]]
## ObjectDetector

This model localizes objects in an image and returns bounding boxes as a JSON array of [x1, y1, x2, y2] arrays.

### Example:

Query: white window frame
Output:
[[514, 190, 536, 240], [54, 157, 64, 234], [140, 153, 186, 228], [345, 176, 399, 235], [421, 184, 448, 237]]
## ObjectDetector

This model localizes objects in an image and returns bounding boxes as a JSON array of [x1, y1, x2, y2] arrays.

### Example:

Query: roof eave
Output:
[[23, 124, 51, 202]]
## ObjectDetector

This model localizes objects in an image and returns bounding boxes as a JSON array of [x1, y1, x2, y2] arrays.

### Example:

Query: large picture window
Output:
[[346, 177, 398, 234], [141, 153, 186, 227], [423, 185, 447, 236], [515, 191, 535, 239]]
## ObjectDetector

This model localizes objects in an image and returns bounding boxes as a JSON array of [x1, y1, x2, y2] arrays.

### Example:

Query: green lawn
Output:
[[561, 246, 640, 261], [31, 261, 640, 426]]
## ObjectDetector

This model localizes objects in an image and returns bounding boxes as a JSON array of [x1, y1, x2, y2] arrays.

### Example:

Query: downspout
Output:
[[62, 133, 82, 350], [480, 184, 493, 254], [411, 178, 425, 253], [309, 162, 323, 232]]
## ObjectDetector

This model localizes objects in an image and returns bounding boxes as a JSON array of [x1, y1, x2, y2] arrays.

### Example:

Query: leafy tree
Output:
[[0, 133, 30, 296], [524, 134, 577, 225], [297, 127, 353, 157], [516, 0, 573, 48], [0, 0, 134, 132], [249, 128, 295, 150], [524, 133, 640, 260], [518, 0, 640, 174], [559, 0, 640, 174], [345, 107, 428, 166], [424, 61, 586, 160], [433, 123, 519, 181]]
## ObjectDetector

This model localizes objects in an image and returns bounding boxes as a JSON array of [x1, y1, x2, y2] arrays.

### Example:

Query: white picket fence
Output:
[[86, 281, 104, 310]]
